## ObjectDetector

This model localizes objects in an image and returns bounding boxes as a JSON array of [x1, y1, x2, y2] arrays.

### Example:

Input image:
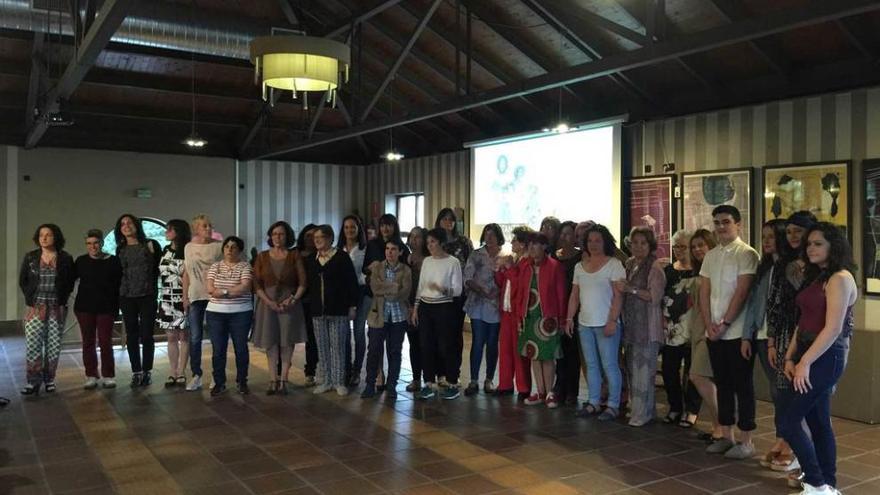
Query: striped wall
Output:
[[363, 151, 470, 229], [631, 85, 880, 328], [237, 160, 366, 252], [0, 146, 18, 322]]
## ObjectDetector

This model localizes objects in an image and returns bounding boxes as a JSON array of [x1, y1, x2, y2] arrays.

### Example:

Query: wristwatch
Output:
[[630, 288, 638, 295], [222, 289, 229, 297]]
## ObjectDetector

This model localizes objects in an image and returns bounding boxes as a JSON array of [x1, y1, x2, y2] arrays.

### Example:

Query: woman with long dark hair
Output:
[[434, 208, 473, 387], [745, 219, 794, 468], [253, 221, 307, 394], [554, 220, 582, 405], [779, 222, 856, 494], [159, 219, 191, 387], [19, 224, 75, 395], [338, 215, 369, 386], [115, 214, 162, 388], [765, 210, 817, 475]]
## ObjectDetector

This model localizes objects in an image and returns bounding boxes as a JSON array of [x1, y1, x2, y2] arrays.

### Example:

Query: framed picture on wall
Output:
[[863, 159, 880, 295], [681, 168, 754, 244], [626, 175, 676, 260], [763, 161, 851, 238]]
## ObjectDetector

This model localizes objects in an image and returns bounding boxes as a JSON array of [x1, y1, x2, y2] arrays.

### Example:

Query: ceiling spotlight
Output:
[[544, 123, 577, 134], [183, 133, 207, 148], [385, 151, 404, 162]]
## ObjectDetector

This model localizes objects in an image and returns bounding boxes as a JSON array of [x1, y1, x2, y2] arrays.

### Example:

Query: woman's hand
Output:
[[348, 307, 357, 321], [793, 361, 812, 394], [768, 345, 777, 370], [428, 281, 444, 292], [783, 359, 796, 382], [563, 318, 573, 336], [740, 339, 752, 360], [410, 308, 419, 326], [603, 321, 617, 337]]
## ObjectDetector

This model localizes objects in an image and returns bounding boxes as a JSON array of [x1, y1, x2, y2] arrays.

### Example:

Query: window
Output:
[[397, 193, 424, 240]]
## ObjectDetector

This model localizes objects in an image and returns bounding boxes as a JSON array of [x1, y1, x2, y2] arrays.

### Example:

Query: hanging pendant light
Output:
[[183, 38, 206, 148], [249, 35, 350, 108], [384, 76, 403, 162]]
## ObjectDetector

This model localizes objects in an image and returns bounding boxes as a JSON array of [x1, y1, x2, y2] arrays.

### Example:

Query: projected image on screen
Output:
[[473, 126, 616, 232]]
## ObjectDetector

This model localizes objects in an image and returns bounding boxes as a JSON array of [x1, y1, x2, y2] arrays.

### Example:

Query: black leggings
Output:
[[661, 344, 702, 415], [419, 302, 459, 385], [120, 295, 158, 373]]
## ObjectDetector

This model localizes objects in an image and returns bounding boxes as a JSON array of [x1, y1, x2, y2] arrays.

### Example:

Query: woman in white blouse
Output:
[[411, 228, 463, 401], [338, 215, 368, 386]]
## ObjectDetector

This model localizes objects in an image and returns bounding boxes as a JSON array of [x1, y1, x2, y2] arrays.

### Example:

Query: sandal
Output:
[[761, 450, 781, 468], [44, 382, 56, 393], [266, 381, 278, 396], [663, 412, 682, 424], [175, 376, 187, 386], [279, 381, 289, 395], [678, 413, 697, 428], [164, 376, 177, 388], [597, 407, 618, 421], [577, 403, 600, 417], [20, 384, 40, 396]]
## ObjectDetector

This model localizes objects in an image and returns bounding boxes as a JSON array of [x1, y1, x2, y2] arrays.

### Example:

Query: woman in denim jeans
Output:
[[463, 223, 503, 396], [780, 223, 856, 495], [205, 236, 254, 396], [566, 224, 625, 421], [182, 214, 222, 391]]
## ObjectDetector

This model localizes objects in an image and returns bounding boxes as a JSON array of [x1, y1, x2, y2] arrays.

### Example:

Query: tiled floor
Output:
[[2, 334, 880, 495]]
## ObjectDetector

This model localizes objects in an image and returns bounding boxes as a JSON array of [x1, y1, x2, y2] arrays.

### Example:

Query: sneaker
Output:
[[186, 375, 202, 391], [237, 382, 250, 395], [406, 380, 421, 392], [102, 378, 116, 389], [442, 386, 460, 400], [545, 394, 559, 409], [464, 381, 479, 396], [523, 394, 544, 406], [386, 388, 398, 400], [313, 384, 332, 394], [361, 386, 376, 399], [706, 438, 735, 454], [141, 372, 152, 387], [20, 383, 40, 396], [483, 380, 496, 394], [417, 385, 436, 400], [576, 403, 600, 418], [597, 407, 619, 422], [304, 375, 317, 387], [210, 384, 226, 396], [628, 417, 652, 427], [336, 386, 349, 396], [44, 382, 56, 393], [723, 443, 756, 460], [84, 377, 99, 390], [130, 372, 143, 389], [798, 482, 836, 494], [517, 392, 530, 402]]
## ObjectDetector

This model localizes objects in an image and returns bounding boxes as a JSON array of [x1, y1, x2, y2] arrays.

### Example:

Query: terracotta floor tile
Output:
[[414, 460, 474, 481], [639, 479, 710, 495], [293, 461, 357, 484], [313, 475, 385, 494], [560, 472, 631, 495], [675, 470, 750, 492], [482, 465, 546, 488], [366, 468, 433, 491], [241, 471, 306, 494], [515, 480, 580, 495]]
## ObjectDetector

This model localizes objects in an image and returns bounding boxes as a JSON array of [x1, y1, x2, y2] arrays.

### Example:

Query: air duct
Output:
[[0, 0, 267, 59]]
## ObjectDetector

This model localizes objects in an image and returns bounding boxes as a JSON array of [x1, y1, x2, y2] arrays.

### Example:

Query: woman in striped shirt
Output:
[[205, 236, 254, 396]]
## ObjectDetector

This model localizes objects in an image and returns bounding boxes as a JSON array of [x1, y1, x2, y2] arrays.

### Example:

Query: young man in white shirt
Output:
[[699, 205, 760, 460]]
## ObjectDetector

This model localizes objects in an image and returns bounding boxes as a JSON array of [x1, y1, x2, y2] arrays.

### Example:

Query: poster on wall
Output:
[[863, 159, 880, 295], [627, 175, 675, 260], [681, 168, 753, 244], [763, 161, 851, 237]]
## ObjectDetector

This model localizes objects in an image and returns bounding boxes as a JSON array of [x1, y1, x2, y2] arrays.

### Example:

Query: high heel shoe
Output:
[[279, 381, 289, 395], [20, 383, 40, 396], [266, 380, 278, 396]]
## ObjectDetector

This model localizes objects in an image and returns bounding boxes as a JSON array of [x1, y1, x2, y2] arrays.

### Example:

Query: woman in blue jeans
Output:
[[463, 224, 503, 396], [565, 224, 626, 421], [205, 236, 254, 396], [780, 223, 856, 495]]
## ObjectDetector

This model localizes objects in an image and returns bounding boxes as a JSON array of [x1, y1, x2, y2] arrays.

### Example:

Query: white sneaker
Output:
[[84, 377, 98, 390], [186, 375, 203, 391], [335, 386, 349, 396], [313, 384, 332, 394], [798, 483, 835, 495], [102, 378, 116, 388]]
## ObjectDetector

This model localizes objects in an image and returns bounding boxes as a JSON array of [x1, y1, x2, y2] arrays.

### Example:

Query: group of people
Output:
[[18, 204, 854, 495]]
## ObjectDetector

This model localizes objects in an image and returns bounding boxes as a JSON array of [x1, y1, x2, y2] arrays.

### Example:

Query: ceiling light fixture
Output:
[[384, 76, 403, 162], [249, 35, 350, 108], [543, 34, 578, 135], [184, 4, 206, 149]]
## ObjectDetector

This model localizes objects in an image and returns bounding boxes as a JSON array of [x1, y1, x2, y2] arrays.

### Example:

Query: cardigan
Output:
[[74, 254, 123, 314], [366, 260, 412, 328], [304, 249, 359, 316], [253, 249, 307, 294], [512, 256, 567, 321]]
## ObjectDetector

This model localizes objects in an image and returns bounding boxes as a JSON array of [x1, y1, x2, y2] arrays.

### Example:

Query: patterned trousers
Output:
[[313, 316, 348, 388], [25, 306, 65, 385], [625, 341, 661, 424]]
